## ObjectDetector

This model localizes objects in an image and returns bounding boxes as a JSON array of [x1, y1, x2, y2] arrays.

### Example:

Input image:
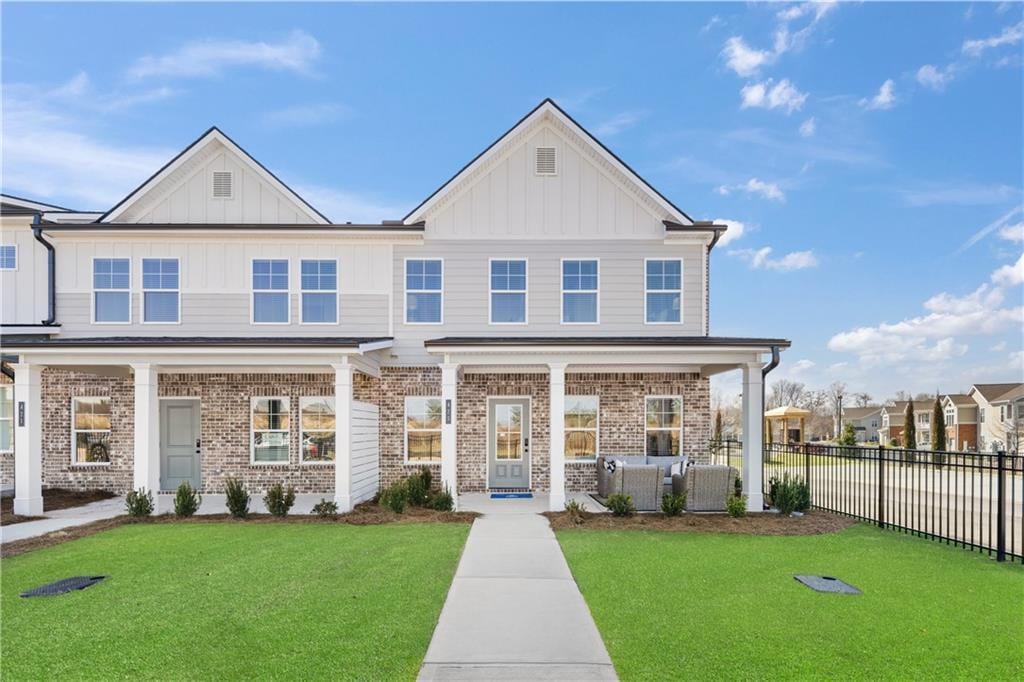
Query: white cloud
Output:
[[712, 218, 746, 247], [991, 252, 1024, 286], [593, 110, 646, 136], [729, 246, 818, 271], [740, 79, 808, 114], [860, 79, 896, 110], [700, 15, 723, 35], [261, 103, 350, 128], [962, 20, 1024, 56], [791, 359, 816, 373], [716, 178, 785, 202], [992, 341, 1008, 352], [998, 222, 1024, 242], [916, 64, 956, 91], [722, 36, 776, 77], [128, 30, 321, 79], [924, 284, 1004, 315], [294, 184, 406, 224], [959, 205, 1024, 252], [799, 117, 816, 137], [721, 2, 836, 76], [1011, 350, 1024, 370]]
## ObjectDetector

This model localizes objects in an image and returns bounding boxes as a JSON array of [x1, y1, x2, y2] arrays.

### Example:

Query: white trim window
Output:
[[565, 396, 599, 461], [252, 259, 289, 324], [72, 397, 112, 464], [252, 397, 290, 463], [0, 385, 13, 453], [142, 258, 180, 323], [93, 258, 131, 323], [301, 259, 338, 324], [645, 396, 682, 456], [490, 259, 527, 324], [405, 397, 442, 463], [562, 259, 598, 324], [645, 259, 682, 324], [300, 397, 335, 462], [945, 408, 955, 426], [405, 259, 443, 324], [918, 412, 930, 425], [0, 244, 16, 270]]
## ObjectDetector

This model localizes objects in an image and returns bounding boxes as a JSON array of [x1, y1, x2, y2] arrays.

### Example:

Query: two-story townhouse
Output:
[[969, 383, 1024, 453], [840, 406, 881, 443], [1, 99, 788, 515], [878, 400, 933, 448], [940, 393, 978, 452]]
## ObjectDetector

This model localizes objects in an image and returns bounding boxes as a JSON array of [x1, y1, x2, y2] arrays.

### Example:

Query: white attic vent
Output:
[[212, 171, 233, 199], [535, 146, 557, 176]]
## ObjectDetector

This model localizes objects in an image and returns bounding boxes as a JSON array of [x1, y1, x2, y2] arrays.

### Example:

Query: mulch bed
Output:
[[0, 489, 118, 527], [1, 502, 478, 559], [544, 509, 855, 535]]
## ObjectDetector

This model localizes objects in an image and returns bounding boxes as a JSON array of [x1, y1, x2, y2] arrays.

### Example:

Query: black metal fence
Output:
[[710, 440, 1023, 563]]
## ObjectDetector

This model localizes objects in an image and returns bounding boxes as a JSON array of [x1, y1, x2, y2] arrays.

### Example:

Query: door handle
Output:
[[195, 438, 201, 453], [523, 438, 529, 454]]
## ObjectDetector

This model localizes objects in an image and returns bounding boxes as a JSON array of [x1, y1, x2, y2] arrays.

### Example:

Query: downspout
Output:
[[761, 345, 781, 459], [32, 215, 57, 326], [1, 362, 13, 381]]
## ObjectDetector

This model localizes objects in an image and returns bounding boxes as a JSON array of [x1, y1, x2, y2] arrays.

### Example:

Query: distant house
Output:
[[941, 394, 978, 452], [969, 383, 1024, 453], [879, 401, 933, 448], [841, 406, 881, 443]]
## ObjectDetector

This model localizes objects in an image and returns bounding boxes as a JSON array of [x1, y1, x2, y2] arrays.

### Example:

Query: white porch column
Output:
[[132, 364, 161, 496], [549, 362, 567, 511], [13, 362, 43, 516], [741, 362, 765, 512], [440, 362, 459, 509], [333, 362, 354, 512]]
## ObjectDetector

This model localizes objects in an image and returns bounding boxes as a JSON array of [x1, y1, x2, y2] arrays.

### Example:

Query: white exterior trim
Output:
[[141, 257, 181, 325], [643, 394, 683, 457], [564, 394, 599, 463], [299, 396, 336, 464], [91, 257, 132, 325], [70, 395, 113, 467], [299, 258, 339, 326], [250, 257, 291, 325], [403, 395, 443, 465]]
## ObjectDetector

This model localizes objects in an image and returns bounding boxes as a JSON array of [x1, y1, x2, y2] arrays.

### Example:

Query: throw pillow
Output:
[[670, 461, 683, 477], [603, 459, 616, 473]]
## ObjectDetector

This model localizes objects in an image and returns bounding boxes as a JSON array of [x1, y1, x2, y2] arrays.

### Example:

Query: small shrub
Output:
[[263, 483, 296, 517], [606, 493, 635, 517], [734, 475, 743, 498], [406, 472, 430, 507], [312, 498, 339, 518], [224, 477, 250, 519], [837, 422, 857, 446], [379, 480, 409, 513], [173, 481, 201, 517], [419, 467, 433, 491], [565, 499, 587, 525], [888, 438, 899, 448], [429, 485, 455, 512], [661, 493, 686, 517], [768, 473, 810, 515], [125, 488, 154, 518], [726, 495, 747, 518]]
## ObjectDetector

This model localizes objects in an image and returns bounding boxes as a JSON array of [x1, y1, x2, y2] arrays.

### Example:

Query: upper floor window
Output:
[[93, 258, 130, 323], [945, 408, 955, 425], [645, 259, 682, 324], [301, 260, 338, 324], [142, 258, 179, 324], [490, 259, 527, 324], [918, 412, 930, 425], [252, 259, 289, 324], [0, 245, 16, 270], [562, 260, 598, 324], [980, 409, 985, 423], [405, 259, 443, 324]]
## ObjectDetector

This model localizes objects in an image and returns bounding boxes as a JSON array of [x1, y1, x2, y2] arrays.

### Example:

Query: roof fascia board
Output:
[[0, 194, 76, 212]]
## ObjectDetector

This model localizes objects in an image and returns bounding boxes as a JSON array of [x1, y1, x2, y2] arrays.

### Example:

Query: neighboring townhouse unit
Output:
[[878, 401, 934, 448], [0, 99, 789, 515], [940, 393, 978, 452], [841, 406, 881, 443], [969, 383, 1024, 453]]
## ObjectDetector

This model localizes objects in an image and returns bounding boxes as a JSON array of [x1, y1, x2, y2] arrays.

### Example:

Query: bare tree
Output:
[[767, 379, 806, 410], [854, 392, 872, 407], [893, 390, 911, 402]]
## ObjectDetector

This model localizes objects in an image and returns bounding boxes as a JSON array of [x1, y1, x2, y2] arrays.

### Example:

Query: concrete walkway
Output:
[[1, 497, 125, 544], [418, 494, 616, 681]]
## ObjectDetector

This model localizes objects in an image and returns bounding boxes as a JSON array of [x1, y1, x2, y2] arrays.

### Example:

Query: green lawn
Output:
[[557, 524, 1024, 681], [2, 522, 470, 680]]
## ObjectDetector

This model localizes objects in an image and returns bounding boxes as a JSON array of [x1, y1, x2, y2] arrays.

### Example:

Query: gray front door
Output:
[[160, 399, 200, 490], [488, 398, 530, 489]]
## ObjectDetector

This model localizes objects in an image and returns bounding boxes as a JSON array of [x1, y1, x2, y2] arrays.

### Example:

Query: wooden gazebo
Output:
[[764, 405, 810, 444]]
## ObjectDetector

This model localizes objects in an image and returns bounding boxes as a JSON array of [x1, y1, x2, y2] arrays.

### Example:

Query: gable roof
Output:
[[403, 98, 693, 225], [883, 401, 933, 414], [991, 384, 1024, 403], [842, 406, 881, 419], [1, 193, 76, 214], [942, 393, 975, 406], [970, 383, 1023, 402], [99, 126, 329, 224]]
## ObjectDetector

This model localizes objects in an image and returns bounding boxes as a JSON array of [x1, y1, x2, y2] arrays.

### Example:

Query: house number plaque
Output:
[[445, 399, 452, 425], [18, 401, 25, 427]]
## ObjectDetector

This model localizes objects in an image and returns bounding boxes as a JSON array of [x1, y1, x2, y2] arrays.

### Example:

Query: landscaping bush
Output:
[[838, 422, 857, 446], [565, 499, 587, 525], [263, 483, 296, 517], [768, 474, 810, 515], [312, 498, 339, 518], [406, 471, 430, 507], [429, 486, 455, 512], [125, 488, 154, 518], [661, 493, 686, 516], [379, 480, 409, 513], [606, 493, 635, 517], [224, 477, 250, 519], [734, 475, 743, 498], [418, 466, 433, 491], [726, 495, 747, 518], [173, 482, 201, 517]]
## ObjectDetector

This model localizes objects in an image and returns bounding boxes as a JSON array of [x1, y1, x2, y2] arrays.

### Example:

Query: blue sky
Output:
[[2, 1, 1022, 401]]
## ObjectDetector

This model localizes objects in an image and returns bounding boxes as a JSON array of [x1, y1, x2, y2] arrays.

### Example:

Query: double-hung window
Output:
[[490, 259, 527, 324], [405, 397, 442, 462], [300, 397, 335, 462], [0, 245, 16, 270], [945, 408, 955, 425], [565, 396, 599, 461], [93, 258, 131, 323], [562, 259, 598, 324], [0, 386, 12, 453], [645, 396, 682, 456], [405, 259, 443, 324], [142, 258, 179, 323], [252, 259, 289, 324], [301, 260, 338, 324], [252, 397, 290, 463], [72, 397, 112, 464], [645, 259, 682, 324]]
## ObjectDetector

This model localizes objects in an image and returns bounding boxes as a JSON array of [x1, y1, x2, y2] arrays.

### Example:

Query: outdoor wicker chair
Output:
[[610, 464, 663, 511], [672, 465, 738, 512]]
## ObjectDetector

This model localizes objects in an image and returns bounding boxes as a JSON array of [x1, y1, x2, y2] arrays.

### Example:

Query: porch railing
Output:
[[708, 440, 1023, 563]]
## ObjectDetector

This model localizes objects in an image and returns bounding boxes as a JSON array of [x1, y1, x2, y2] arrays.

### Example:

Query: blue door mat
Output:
[[21, 576, 107, 598], [794, 575, 861, 594], [490, 492, 533, 499]]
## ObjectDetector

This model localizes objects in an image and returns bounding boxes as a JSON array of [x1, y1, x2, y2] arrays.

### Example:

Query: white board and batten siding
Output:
[[0, 217, 50, 325], [350, 401, 380, 505]]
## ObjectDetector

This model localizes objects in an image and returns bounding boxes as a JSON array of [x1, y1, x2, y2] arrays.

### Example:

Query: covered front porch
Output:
[[424, 336, 788, 512]]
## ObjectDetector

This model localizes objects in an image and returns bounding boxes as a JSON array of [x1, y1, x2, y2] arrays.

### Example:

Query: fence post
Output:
[[803, 441, 811, 493], [877, 445, 885, 529], [997, 450, 1006, 562]]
